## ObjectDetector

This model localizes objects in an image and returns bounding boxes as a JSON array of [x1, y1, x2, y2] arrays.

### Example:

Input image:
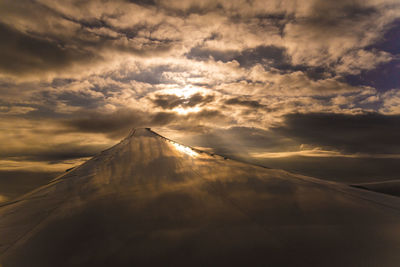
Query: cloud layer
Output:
[[0, 0, 399, 172]]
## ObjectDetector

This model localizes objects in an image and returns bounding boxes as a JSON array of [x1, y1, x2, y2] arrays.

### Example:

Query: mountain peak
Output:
[[2, 129, 400, 266]]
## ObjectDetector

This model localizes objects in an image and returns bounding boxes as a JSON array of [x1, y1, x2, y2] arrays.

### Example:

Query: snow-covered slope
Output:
[[1, 128, 400, 266]]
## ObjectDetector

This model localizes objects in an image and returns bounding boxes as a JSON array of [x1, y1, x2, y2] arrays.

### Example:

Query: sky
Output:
[[1, 0, 400, 197]]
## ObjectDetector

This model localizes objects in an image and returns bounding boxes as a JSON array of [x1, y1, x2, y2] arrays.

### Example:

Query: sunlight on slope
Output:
[[171, 142, 198, 157]]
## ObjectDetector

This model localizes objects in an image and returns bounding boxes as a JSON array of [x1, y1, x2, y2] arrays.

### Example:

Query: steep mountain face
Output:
[[1, 128, 400, 267]]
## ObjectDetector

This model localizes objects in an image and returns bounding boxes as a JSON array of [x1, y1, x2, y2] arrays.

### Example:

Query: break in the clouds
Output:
[[0, 0, 399, 171]]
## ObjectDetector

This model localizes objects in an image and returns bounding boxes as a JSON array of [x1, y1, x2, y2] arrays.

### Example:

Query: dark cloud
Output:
[[57, 91, 104, 108], [224, 97, 264, 109], [234, 45, 288, 68], [252, 13, 293, 36], [274, 113, 400, 154], [186, 45, 289, 69], [126, 0, 157, 6], [63, 107, 224, 139], [41, 4, 178, 54], [186, 47, 238, 63], [1, 144, 103, 163], [63, 109, 149, 139], [150, 111, 176, 125], [151, 93, 215, 109], [296, 1, 379, 33], [191, 109, 223, 120], [160, 2, 224, 18], [186, 44, 332, 80], [0, 22, 97, 76], [151, 94, 183, 109], [0, 2, 178, 78], [303, 67, 332, 81]]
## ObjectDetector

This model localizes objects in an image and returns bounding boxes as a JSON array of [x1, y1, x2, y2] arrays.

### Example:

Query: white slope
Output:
[[1, 128, 400, 267]]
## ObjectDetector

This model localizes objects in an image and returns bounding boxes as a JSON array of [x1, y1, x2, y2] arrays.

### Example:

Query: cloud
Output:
[[0, 106, 37, 115], [186, 45, 289, 69], [0, 0, 399, 175], [0, 0, 179, 80], [274, 112, 400, 154], [224, 97, 265, 109], [62, 107, 227, 137], [62, 108, 149, 138], [335, 49, 392, 75], [1, 144, 102, 163], [381, 89, 400, 114], [0, 22, 98, 77], [151, 93, 215, 109], [283, 0, 399, 68]]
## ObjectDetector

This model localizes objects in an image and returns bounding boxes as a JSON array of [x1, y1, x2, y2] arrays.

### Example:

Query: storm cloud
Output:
[[151, 93, 215, 109], [274, 113, 400, 154], [0, 22, 98, 76]]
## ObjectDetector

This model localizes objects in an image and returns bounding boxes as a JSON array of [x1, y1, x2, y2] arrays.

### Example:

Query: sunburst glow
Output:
[[173, 106, 201, 115], [160, 85, 205, 98]]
